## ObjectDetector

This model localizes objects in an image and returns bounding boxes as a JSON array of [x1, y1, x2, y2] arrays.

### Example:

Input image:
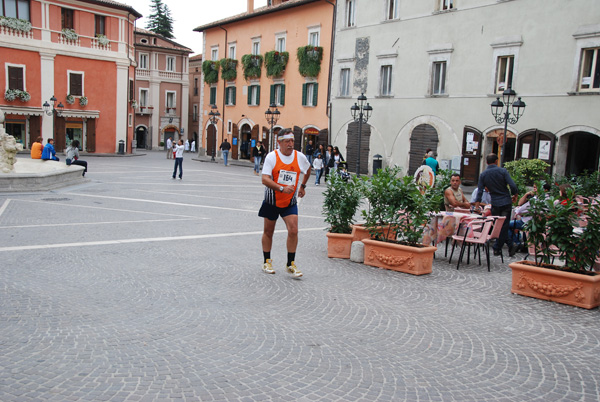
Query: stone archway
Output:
[[564, 131, 600, 176], [408, 124, 438, 175]]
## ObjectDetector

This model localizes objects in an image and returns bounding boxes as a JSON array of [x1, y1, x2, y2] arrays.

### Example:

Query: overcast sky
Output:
[[126, 0, 268, 55]]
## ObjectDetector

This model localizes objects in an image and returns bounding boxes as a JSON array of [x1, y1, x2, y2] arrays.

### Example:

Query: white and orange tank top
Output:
[[265, 150, 301, 208]]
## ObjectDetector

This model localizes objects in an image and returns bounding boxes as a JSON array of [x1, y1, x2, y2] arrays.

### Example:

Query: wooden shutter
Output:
[[301, 83, 307, 106], [247, 86, 252, 105], [313, 83, 318, 106], [460, 126, 482, 185], [61, 8, 74, 29], [280, 84, 285, 106], [232, 87, 236, 105], [256, 85, 260, 106], [70, 73, 82, 96], [54, 117, 66, 151], [8, 66, 24, 90], [210, 87, 216, 105], [270, 85, 275, 104], [86, 119, 96, 152], [225, 88, 230, 105], [29, 116, 41, 148]]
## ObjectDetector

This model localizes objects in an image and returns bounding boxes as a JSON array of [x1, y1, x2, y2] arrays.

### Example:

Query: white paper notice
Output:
[[521, 143, 530, 158], [538, 140, 551, 160]]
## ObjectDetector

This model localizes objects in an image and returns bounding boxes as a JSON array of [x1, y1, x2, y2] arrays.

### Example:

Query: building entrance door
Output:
[[565, 132, 600, 176], [207, 125, 217, 159], [461, 126, 482, 185]]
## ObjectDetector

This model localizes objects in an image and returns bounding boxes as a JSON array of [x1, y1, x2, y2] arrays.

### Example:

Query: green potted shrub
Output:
[[509, 184, 600, 309], [264, 50, 289, 78], [322, 173, 363, 258], [202, 60, 219, 84], [296, 45, 323, 77], [219, 58, 238, 81], [241, 54, 262, 80], [361, 166, 441, 275]]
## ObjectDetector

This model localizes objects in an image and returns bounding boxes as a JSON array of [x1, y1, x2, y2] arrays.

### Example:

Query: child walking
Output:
[[313, 153, 324, 186]]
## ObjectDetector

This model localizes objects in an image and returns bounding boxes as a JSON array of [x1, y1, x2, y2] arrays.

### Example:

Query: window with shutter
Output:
[[301, 83, 307, 106], [210, 87, 217, 105], [62, 8, 74, 30], [95, 15, 105, 36], [8, 66, 24, 91], [69, 72, 83, 96]]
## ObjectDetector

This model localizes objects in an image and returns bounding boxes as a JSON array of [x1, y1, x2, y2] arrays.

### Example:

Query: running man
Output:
[[259, 128, 311, 278]]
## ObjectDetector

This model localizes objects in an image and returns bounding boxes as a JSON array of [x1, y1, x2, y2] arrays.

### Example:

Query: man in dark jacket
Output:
[[474, 153, 519, 257], [219, 139, 231, 166]]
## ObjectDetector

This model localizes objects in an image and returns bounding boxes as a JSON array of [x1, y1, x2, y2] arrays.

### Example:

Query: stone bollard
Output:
[[350, 241, 364, 263]]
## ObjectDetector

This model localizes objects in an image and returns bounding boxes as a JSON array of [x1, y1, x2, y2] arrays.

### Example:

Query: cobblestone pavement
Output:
[[1, 152, 599, 402]]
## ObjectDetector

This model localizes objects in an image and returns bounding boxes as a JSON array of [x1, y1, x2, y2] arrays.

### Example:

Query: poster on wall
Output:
[[521, 143, 530, 159], [538, 140, 551, 160]]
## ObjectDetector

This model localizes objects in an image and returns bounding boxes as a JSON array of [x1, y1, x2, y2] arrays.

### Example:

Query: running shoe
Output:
[[286, 261, 303, 278], [262, 259, 275, 274]]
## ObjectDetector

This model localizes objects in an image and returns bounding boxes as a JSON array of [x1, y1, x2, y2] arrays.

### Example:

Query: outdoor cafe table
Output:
[[421, 211, 481, 247]]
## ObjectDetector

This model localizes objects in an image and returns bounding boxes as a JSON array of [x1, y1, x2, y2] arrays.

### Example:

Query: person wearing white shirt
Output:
[[172, 140, 184, 179], [312, 154, 324, 185]]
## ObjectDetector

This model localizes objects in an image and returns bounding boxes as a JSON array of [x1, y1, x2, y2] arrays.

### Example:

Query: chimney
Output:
[[247, 0, 254, 13]]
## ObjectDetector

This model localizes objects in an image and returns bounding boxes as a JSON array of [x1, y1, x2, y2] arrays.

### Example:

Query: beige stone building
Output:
[[330, 0, 600, 179]]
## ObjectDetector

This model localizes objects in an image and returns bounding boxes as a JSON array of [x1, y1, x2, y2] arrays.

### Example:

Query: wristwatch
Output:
[[279, 186, 284, 192], [301, 183, 306, 189]]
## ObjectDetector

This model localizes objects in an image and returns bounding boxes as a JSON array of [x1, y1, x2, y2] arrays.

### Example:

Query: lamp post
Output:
[[265, 103, 280, 152], [490, 87, 526, 167], [208, 104, 220, 162], [350, 93, 372, 176], [43, 95, 64, 144], [43, 95, 64, 117]]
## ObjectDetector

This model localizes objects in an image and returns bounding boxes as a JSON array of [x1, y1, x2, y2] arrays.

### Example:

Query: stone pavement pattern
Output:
[[1, 152, 599, 401]]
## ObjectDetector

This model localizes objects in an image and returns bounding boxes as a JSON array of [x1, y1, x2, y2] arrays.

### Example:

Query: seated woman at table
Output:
[[444, 174, 471, 212]]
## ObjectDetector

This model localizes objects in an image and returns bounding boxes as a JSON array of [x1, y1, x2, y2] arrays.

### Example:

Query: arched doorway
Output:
[[206, 124, 217, 158], [565, 132, 600, 176], [136, 126, 148, 149], [487, 128, 516, 164], [408, 124, 438, 175], [239, 123, 252, 160], [516, 129, 555, 175]]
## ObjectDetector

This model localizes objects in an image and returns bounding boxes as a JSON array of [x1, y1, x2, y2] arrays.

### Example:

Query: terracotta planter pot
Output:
[[362, 238, 437, 275], [352, 224, 396, 243], [509, 260, 600, 309], [326, 232, 353, 259]]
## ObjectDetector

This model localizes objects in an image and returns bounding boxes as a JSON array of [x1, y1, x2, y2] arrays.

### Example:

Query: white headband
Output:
[[278, 133, 294, 140]]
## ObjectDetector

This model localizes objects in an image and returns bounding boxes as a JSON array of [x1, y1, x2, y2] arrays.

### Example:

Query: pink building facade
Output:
[[133, 28, 192, 151], [0, 0, 141, 153], [194, 0, 335, 161]]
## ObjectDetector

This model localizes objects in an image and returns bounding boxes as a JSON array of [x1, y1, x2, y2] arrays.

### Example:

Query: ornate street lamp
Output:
[[265, 103, 280, 151], [43, 95, 64, 117], [490, 87, 526, 166], [208, 104, 220, 162], [350, 93, 372, 176]]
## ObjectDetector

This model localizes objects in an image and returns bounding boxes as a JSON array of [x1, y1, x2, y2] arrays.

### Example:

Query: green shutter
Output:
[[270, 85, 275, 104], [225, 88, 230, 105], [232, 87, 236, 105], [280, 84, 285, 106], [248, 86, 252, 105], [256, 85, 260, 106], [210, 87, 216, 105], [313, 83, 318, 106], [301, 83, 307, 106]]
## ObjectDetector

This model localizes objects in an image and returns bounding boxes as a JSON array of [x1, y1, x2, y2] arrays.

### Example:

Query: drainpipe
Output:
[[324, 0, 336, 146], [126, 11, 132, 154], [219, 25, 227, 146]]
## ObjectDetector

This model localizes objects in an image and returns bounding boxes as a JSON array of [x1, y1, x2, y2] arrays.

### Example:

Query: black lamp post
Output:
[[265, 103, 281, 152], [208, 104, 220, 162], [490, 87, 526, 167], [43, 95, 64, 117], [350, 93, 372, 176], [43, 95, 64, 144]]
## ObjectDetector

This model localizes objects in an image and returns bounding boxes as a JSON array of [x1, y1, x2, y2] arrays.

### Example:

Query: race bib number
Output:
[[277, 169, 297, 186]]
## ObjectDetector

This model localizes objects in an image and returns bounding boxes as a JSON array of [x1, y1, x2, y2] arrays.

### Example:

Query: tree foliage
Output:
[[146, 0, 174, 39]]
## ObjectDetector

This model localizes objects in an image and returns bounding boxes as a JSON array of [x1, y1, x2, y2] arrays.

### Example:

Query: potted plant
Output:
[[241, 54, 262, 80], [66, 94, 75, 104], [264, 50, 289, 78], [322, 173, 363, 259], [509, 184, 600, 309], [361, 166, 441, 275], [220, 58, 238, 81], [79, 96, 88, 106], [202, 60, 219, 84], [0, 16, 33, 33], [4, 89, 30, 102], [296, 45, 323, 77], [61, 28, 79, 41], [96, 34, 109, 46]]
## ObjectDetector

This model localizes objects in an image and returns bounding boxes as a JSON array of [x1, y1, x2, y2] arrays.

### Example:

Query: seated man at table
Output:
[[444, 174, 471, 212], [470, 186, 492, 214]]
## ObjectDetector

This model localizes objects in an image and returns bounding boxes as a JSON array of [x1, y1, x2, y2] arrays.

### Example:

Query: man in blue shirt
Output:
[[474, 153, 518, 256], [424, 151, 439, 175], [41, 138, 59, 161]]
